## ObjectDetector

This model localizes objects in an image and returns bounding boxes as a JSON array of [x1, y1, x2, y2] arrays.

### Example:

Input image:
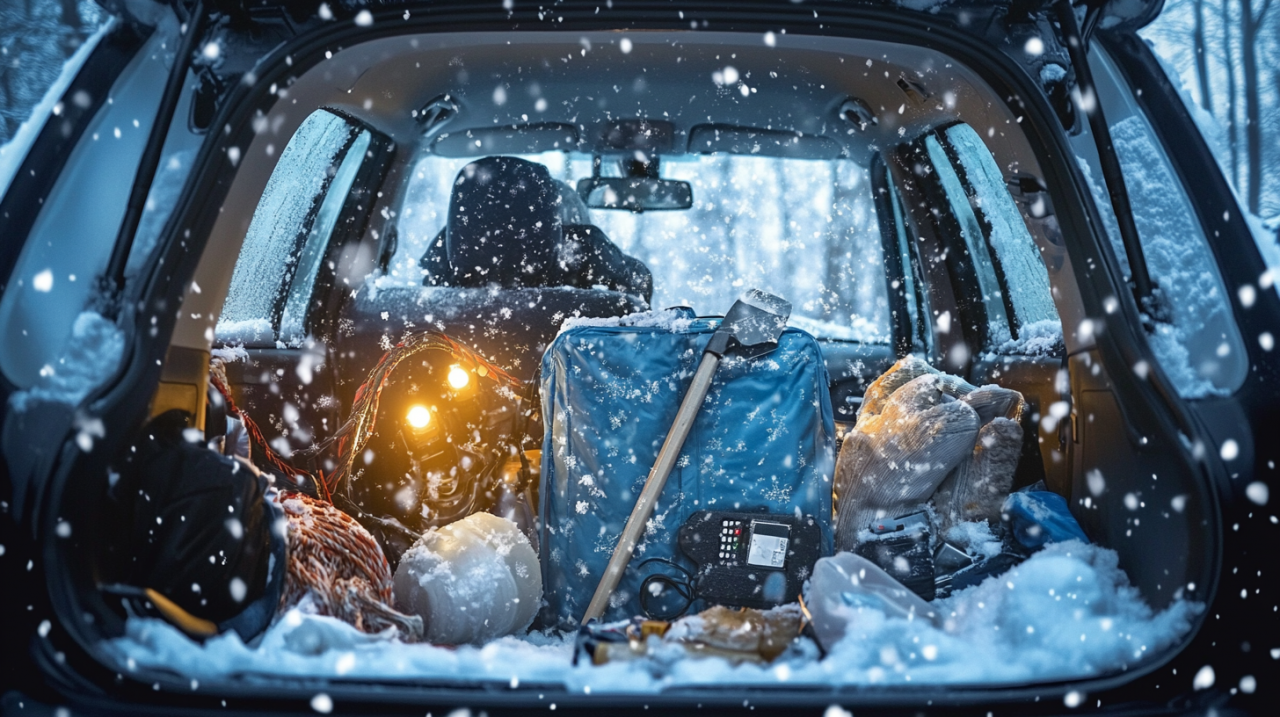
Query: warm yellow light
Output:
[[406, 405, 432, 430], [447, 364, 471, 390]]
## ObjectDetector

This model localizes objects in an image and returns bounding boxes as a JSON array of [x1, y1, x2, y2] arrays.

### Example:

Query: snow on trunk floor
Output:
[[110, 541, 1200, 690]]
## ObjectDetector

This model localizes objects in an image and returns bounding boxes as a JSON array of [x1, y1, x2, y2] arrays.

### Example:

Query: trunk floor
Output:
[[109, 539, 1199, 691]]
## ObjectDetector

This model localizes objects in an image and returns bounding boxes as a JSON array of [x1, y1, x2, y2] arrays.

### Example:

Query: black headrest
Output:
[[419, 156, 652, 302], [444, 156, 561, 287]]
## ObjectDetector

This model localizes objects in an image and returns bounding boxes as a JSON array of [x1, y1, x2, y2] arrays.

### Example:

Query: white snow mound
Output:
[[109, 540, 1199, 690], [559, 308, 696, 334]]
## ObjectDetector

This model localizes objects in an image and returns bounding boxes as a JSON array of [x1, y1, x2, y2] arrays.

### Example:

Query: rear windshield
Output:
[[386, 151, 891, 342]]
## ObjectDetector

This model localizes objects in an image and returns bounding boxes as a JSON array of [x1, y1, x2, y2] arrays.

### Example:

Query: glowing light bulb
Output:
[[447, 364, 471, 390], [406, 405, 431, 430]]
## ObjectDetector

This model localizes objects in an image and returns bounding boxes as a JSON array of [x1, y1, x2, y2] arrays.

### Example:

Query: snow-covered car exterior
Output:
[[1, 0, 1276, 714]]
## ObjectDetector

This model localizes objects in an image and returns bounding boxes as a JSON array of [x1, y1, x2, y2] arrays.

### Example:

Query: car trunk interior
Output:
[[47, 24, 1217, 697]]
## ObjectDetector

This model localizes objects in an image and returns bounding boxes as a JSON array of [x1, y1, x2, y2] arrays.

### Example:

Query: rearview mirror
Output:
[[577, 176, 693, 211]]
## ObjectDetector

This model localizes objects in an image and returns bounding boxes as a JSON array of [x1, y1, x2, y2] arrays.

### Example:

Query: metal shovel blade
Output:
[[719, 289, 792, 348]]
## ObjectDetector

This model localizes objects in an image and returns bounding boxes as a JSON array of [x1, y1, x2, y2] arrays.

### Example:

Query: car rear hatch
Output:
[[5, 0, 1272, 714]]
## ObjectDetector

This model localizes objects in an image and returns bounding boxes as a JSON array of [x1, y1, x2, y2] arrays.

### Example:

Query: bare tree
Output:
[[1194, 0, 1213, 111], [1220, 0, 1242, 188], [1239, 0, 1273, 213], [59, 0, 80, 31]]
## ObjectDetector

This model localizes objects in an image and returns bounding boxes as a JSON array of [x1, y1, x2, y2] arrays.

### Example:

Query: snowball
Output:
[[1192, 664, 1215, 690], [32, 269, 53, 292], [393, 513, 541, 645], [229, 578, 247, 603], [1086, 469, 1106, 497], [1245, 482, 1269, 506], [935, 310, 951, 334], [1238, 285, 1256, 308], [713, 66, 739, 86]]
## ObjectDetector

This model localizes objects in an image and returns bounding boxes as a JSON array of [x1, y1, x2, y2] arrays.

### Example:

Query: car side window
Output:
[[1075, 47, 1247, 398], [278, 130, 372, 344], [941, 123, 1060, 332], [884, 170, 932, 355], [888, 122, 1060, 361], [924, 132, 1015, 347], [216, 110, 367, 346]]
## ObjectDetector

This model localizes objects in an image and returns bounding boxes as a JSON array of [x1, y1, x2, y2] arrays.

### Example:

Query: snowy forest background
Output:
[[1142, 0, 1280, 221], [1, 0, 1277, 226]]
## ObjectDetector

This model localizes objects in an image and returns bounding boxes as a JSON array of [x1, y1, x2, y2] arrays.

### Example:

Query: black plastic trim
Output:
[[870, 154, 916, 359]]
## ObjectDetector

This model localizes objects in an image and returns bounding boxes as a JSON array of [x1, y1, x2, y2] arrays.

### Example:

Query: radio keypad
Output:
[[718, 520, 743, 561]]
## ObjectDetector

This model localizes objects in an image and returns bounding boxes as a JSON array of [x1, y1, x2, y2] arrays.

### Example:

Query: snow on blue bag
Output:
[[538, 309, 835, 628]]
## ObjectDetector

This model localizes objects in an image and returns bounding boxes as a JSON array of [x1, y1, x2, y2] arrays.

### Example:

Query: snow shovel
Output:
[[581, 289, 792, 623]]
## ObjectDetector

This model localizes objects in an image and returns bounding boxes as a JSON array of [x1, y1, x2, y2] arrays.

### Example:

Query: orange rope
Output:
[[277, 492, 423, 639], [208, 366, 317, 492]]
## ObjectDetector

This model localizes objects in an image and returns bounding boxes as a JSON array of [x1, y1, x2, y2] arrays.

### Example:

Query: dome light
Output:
[[447, 364, 471, 390], [406, 405, 432, 430]]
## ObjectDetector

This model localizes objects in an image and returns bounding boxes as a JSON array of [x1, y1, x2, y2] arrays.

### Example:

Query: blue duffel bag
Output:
[[537, 309, 836, 628]]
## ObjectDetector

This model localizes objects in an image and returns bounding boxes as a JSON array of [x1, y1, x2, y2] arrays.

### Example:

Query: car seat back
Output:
[[443, 156, 562, 287], [419, 156, 651, 301]]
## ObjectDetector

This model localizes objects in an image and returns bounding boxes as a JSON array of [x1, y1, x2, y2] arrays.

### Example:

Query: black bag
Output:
[[114, 410, 283, 635]]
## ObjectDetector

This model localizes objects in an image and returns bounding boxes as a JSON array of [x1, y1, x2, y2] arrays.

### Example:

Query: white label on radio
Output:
[[747, 533, 788, 568]]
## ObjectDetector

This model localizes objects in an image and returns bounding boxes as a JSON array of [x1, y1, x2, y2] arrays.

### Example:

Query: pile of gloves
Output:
[[834, 355, 1026, 550]]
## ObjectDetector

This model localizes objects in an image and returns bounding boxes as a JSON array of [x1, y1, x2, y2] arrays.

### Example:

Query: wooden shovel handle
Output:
[[581, 351, 721, 624]]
